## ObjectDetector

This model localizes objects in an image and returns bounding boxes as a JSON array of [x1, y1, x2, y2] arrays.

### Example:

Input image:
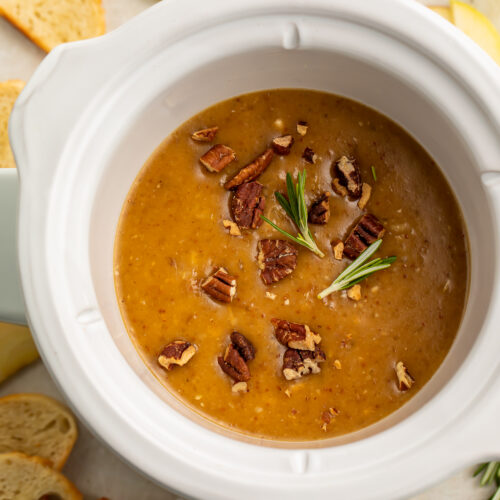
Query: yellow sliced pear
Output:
[[429, 6, 453, 22], [451, 0, 500, 65], [0, 322, 38, 383], [458, 0, 500, 32]]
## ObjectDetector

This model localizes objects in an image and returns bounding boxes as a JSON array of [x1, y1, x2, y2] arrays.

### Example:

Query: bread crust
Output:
[[0, 80, 25, 168], [0, 452, 82, 499], [0, 0, 106, 52], [0, 393, 78, 469]]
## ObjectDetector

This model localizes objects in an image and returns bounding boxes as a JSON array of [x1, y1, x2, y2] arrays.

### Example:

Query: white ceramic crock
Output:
[[2, 0, 500, 498]]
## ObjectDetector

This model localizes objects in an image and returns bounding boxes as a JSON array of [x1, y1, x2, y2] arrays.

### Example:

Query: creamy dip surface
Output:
[[114, 89, 468, 441]]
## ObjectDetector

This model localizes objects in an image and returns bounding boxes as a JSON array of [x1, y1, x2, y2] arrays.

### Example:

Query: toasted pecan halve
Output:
[[218, 332, 256, 383], [201, 267, 236, 303], [231, 182, 265, 229], [344, 213, 385, 259], [271, 318, 321, 351], [192, 126, 218, 142], [224, 148, 274, 190], [200, 144, 236, 172], [257, 239, 298, 285]]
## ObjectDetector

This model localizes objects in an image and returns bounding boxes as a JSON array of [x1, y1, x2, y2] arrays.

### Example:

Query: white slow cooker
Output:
[[1, 0, 500, 498]]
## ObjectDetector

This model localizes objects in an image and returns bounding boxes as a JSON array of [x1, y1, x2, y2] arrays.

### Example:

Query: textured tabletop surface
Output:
[[0, 0, 492, 498]]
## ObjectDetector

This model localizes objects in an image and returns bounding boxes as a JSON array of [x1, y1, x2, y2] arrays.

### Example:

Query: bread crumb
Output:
[[223, 219, 241, 236], [347, 285, 362, 301], [334, 360, 342, 370], [284, 389, 291, 398], [266, 292, 277, 300], [321, 423, 328, 431], [283, 298, 290, 305]]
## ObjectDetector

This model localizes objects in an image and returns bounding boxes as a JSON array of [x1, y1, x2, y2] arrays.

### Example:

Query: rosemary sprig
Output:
[[261, 170, 325, 257], [371, 165, 377, 181], [474, 462, 500, 500], [317, 239, 395, 299]]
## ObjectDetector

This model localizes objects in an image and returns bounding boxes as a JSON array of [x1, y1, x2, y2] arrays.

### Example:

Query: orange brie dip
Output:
[[114, 89, 468, 441]]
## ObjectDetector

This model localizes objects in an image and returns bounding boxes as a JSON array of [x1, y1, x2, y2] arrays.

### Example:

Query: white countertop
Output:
[[0, 1, 494, 498]]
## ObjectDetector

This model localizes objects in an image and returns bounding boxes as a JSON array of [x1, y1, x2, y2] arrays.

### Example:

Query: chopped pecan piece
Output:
[[332, 177, 348, 197], [308, 192, 330, 225], [331, 239, 344, 260], [200, 144, 236, 172], [395, 361, 415, 391], [230, 181, 265, 229], [257, 239, 298, 285], [282, 346, 326, 381], [272, 135, 294, 155], [218, 344, 251, 382], [322, 407, 339, 424], [224, 148, 274, 190], [201, 267, 236, 302], [358, 183, 372, 210], [334, 156, 362, 198], [347, 284, 362, 301], [222, 219, 241, 236], [297, 121, 308, 136], [272, 318, 321, 351], [158, 341, 197, 370], [232, 381, 248, 393], [192, 126, 218, 142], [230, 331, 256, 361], [344, 213, 385, 259], [302, 147, 317, 164], [218, 332, 255, 383]]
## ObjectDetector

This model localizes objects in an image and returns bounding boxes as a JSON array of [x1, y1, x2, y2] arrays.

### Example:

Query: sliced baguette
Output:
[[0, 452, 82, 500], [0, 0, 106, 52], [0, 393, 77, 470], [0, 80, 24, 169]]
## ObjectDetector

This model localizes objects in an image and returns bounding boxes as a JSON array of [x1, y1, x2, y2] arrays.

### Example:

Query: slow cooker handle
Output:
[[0, 169, 26, 325]]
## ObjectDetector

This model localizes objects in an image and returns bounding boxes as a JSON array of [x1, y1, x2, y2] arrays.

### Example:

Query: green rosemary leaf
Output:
[[260, 216, 303, 246], [334, 239, 382, 284], [318, 240, 395, 299], [491, 486, 500, 500], [261, 170, 324, 257], [275, 192, 295, 220], [481, 462, 499, 487], [371, 165, 377, 181], [474, 463, 488, 477], [286, 173, 299, 221]]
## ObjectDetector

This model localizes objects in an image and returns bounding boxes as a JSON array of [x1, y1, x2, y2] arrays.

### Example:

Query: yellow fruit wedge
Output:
[[0, 322, 38, 384], [451, 0, 500, 65], [429, 6, 453, 22], [458, 0, 500, 32]]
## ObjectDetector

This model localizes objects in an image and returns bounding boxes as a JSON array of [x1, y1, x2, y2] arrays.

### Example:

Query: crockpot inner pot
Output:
[[86, 20, 492, 446]]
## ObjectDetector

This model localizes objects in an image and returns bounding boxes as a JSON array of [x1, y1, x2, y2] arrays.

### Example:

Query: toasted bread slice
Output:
[[0, 80, 24, 169], [0, 322, 39, 383], [0, 393, 77, 470], [0, 0, 106, 52], [0, 452, 82, 499]]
